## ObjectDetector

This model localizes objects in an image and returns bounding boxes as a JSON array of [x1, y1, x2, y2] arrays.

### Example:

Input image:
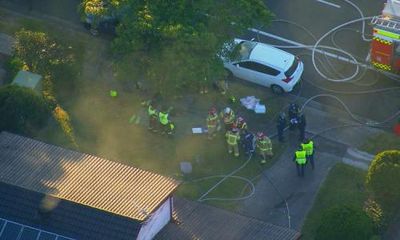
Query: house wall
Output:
[[137, 197, 172, 240]]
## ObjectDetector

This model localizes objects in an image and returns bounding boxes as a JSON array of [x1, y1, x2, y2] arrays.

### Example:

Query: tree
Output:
[[107, 0, 273, 95], [79, 0, 127, 31], [11, 30, 77, 147], [0, 85, 51, 134], [315, 205, 374, 240], [14, 30, 73, 76], [366, 150, 400, 217]]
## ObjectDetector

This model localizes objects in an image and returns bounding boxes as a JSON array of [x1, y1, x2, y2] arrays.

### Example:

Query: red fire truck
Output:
[[370, 0, 400, 73]]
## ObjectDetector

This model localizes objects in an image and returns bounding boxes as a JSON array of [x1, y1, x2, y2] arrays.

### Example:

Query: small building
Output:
[[0, 131, 180, 240], [12, 70, 43, 92]]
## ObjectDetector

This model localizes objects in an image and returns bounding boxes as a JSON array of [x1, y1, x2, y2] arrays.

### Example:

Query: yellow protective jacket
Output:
[[207, 113, 219, 128], [257, 137, 272, 152], [225, 131, 240, 145]]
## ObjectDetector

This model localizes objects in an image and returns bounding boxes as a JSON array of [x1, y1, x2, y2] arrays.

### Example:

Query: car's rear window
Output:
[[285, 58, 299, 77]]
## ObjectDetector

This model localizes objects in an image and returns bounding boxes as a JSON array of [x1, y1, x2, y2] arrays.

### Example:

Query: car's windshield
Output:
[[230, 41, 257, 61]]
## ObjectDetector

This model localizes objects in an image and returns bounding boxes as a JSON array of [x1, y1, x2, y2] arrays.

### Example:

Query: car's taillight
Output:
[[282, 76, 293, 83]]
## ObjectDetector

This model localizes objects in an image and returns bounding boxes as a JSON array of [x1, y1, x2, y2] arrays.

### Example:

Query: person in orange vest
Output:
[[206, 107, 220, 140], [220, 107, 235, 131], [256, 132, 273, 164], [225, 128, 240, 157]]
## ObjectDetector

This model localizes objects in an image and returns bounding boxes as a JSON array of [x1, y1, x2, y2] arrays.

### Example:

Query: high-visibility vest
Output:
[[148, 105, 157, 117], [257, 137, 271, 151], [236, 121, 247, 130], [301, 141, 314, 155], [159, 112, 169, 125], [226, 131, 239, 145], [207, 114, 218, 128], [221, 112, 235, 124], [295, 150, 307, 165]]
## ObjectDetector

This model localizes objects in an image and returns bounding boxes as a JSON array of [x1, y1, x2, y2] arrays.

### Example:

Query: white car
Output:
[[222, 38, 304, 94]]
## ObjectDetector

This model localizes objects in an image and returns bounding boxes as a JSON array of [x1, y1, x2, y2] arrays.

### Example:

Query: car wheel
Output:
[[271, 85, 284, 94]]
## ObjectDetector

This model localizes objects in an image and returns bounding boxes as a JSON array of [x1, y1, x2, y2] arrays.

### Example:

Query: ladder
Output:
[[371, 16, 400, 31]]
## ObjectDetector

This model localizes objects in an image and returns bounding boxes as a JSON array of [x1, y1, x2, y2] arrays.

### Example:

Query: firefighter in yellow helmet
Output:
[[256, 132, 273, 164], [220, 107, 235, 131], [225, 128, 240, 157]]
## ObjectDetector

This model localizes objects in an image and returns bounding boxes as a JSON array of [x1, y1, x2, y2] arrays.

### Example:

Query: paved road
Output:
[[0, 0, 81, 24], [247, 0, 400, 124]]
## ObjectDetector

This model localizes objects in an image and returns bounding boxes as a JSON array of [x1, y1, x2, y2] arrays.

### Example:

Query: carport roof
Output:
[[156, 198, 301, 240], [0, 131, 180, 221]]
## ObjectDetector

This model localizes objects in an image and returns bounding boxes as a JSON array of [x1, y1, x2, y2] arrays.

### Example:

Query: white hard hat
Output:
[[224, 107, 232, 114]]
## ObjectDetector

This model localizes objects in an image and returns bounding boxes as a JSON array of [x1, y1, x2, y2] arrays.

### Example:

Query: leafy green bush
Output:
[[0, 85, 51, 134], [315, 205, 374, 240], [366, 150, 400, 218], [364, 198, 386, 232]]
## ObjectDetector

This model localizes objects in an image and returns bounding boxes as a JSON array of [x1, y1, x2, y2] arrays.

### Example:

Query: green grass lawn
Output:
[[301, 163, 368, 240], [360, 132, 400, 155]]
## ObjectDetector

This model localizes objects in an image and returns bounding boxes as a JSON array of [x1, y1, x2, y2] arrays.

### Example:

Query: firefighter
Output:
[[293, 146, 307, 177], [147, 100, 159, 132], [302, 138, 315, 169], [225, 128, 240, 157], [288, 103, 300, 131], [220, 107, 235, 131], [159, 106, 173, 135], [256, 132, 273, 164], [234, 116, 248, 134], [277, 112, 287, 143], [206, 107, 220, 140]]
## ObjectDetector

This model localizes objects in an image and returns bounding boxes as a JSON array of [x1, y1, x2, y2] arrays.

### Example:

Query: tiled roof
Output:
[[0, 182, 141, 240], [0, 132, 180, 221], [156, 198, 301, 240]]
